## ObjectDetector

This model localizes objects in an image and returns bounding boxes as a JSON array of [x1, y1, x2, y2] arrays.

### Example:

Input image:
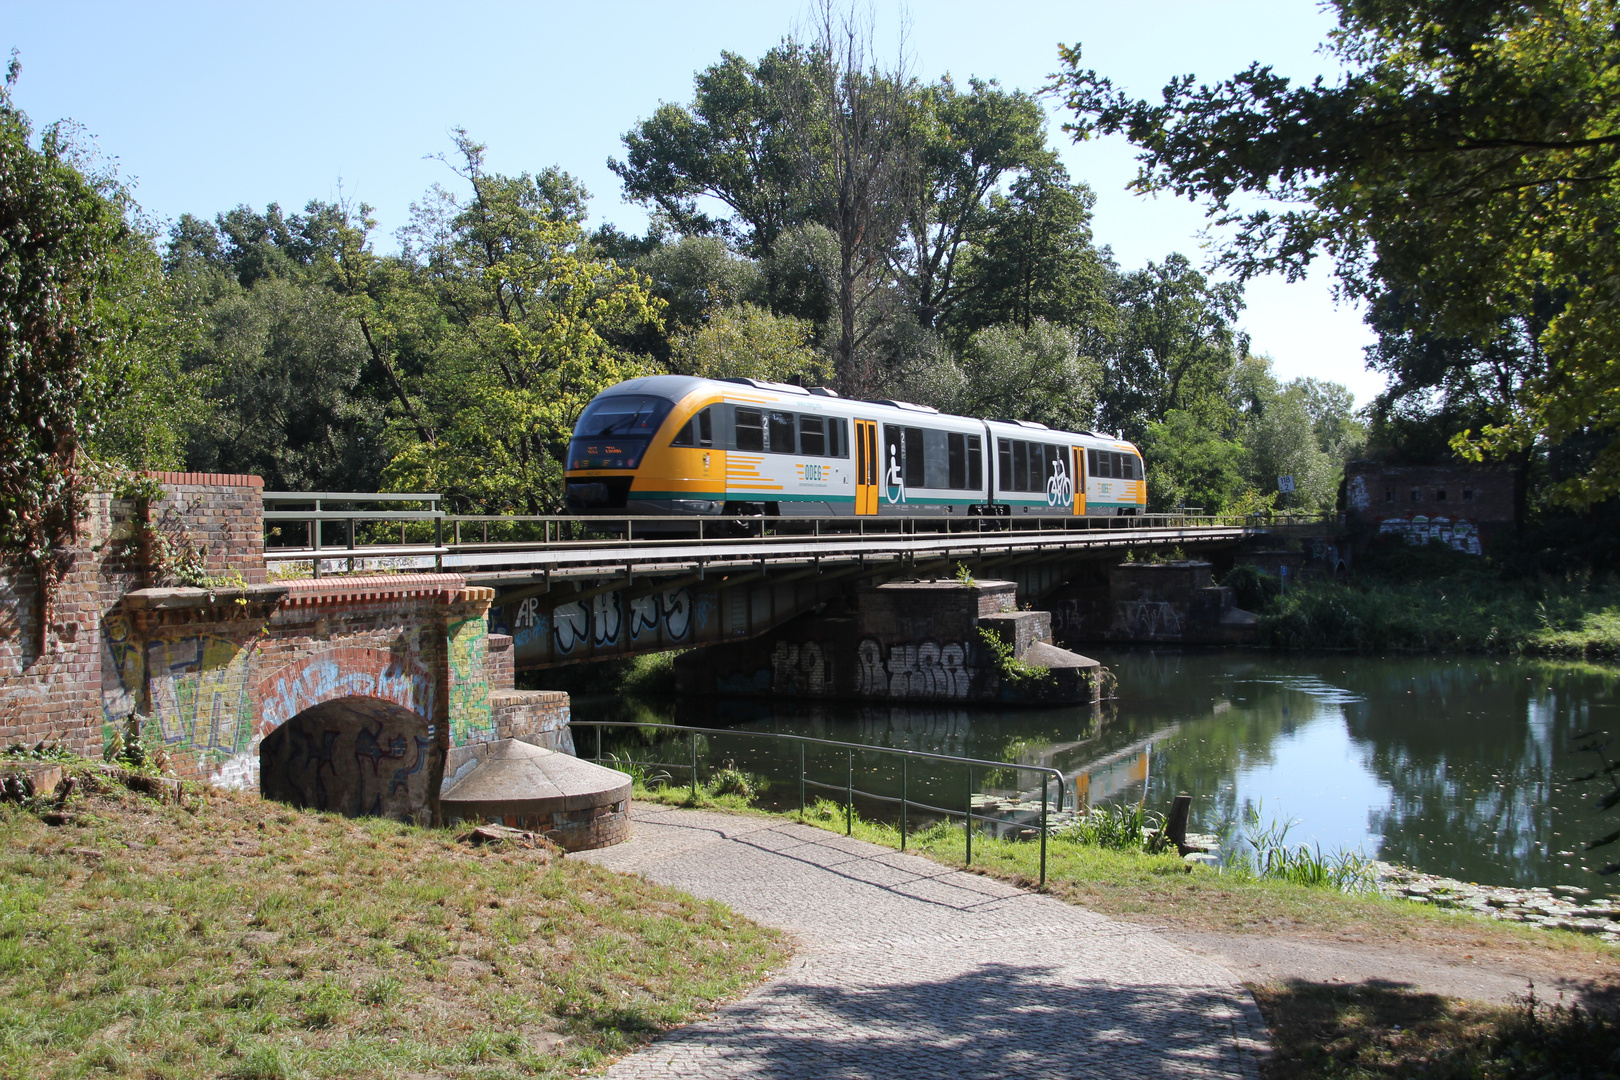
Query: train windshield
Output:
[[573, 394, 674, 438], [567, 394, 674, 471]]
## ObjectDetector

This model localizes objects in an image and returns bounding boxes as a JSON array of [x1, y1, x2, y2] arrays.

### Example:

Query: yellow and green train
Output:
[[564, 375, 1147, 518]]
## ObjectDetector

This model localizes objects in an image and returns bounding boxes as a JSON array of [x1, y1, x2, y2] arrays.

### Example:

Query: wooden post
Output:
[[1167, 793, 1193, 854]]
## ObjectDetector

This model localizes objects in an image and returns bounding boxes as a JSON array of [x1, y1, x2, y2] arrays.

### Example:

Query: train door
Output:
[[854, 419, 879, 514], [1071, 445, 1087, 516]]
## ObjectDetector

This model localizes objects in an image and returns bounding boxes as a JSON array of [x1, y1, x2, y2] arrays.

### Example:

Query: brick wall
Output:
[[0, 493, 142, 757], [1344, 462, 1515, 525], [139, 472, 267, 585], [487, 634, 515, 690]]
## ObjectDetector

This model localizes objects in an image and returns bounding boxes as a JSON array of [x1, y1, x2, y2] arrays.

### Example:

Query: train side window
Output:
[[735, 408, 765, 452], [967, 435, 982, 490], [670, 407, 714, 447], [998, 438, 1013, 490], [1117, 453, 1136, 480], [947, 433, 966, 489], [904, 427, 926, 489], [829, 418, 847, 458], [1087, 448, 1099, 475], [767, 411, 795, 454], [799, 415, 826, 456], [1011, 440, 1029, 492]]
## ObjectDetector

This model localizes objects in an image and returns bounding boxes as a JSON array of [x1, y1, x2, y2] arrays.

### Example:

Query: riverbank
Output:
[[0, 763, 786, 1080], [1233, 544, 1620, 656]]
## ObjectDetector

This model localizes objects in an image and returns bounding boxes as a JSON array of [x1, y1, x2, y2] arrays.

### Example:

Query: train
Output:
[[563, 375, 1146, 519]]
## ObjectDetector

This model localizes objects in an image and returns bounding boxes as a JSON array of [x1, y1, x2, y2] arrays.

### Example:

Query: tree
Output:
[[892, 77, 1053, 332], [383, 132, 663, 513], [1098, 254, 1247, 441], [636, 235, 764, 334], [0, 58, 129, 648], [1140, 410, 1249, 512], [776, 2, 919, 395], [1243, 384, 1340, 513], [611, 48, 809, 255], [952, 162, 1111, 341], [1053, 0, 1620, 504], [182, 275, 386, 490], [903, 319, 1100, 433], [669, 304, 828, 385]]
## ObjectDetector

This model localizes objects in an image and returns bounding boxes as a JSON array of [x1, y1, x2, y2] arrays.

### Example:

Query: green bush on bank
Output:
[[1230, 541, 1620, 656]]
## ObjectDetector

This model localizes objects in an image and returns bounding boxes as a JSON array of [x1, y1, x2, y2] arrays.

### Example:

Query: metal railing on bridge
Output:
[[570, 720, 1067, 886], [263, 490, 1335, 578]]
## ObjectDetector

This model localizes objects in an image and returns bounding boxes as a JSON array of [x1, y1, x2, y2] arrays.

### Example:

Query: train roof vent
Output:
[[807, 386, 840, 397], [719, 377, 810, 396], [867, 399, 939, 414]]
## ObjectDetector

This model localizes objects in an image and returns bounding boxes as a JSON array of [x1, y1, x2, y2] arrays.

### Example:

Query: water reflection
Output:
[[570, 651, 1620, 895]]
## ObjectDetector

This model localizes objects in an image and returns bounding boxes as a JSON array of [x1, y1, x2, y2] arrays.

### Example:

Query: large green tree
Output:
[[1097, 254, 1247, 442], [1054, 0, 1620, 503], [383, 132, 663, 513], [611, 48, 809, 256]]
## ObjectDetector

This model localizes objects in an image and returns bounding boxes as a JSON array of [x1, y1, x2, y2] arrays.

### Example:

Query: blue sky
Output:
[[3, 1, 1381, 404]]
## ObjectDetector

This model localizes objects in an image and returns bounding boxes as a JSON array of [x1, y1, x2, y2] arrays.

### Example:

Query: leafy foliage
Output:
[[1054, 0, 1620, 504], [0, 60, 132, 645]]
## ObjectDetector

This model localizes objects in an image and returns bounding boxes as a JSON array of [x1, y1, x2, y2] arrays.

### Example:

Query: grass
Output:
[[0, 764, 787, 1080], [1255, 981, 1620, 1080]]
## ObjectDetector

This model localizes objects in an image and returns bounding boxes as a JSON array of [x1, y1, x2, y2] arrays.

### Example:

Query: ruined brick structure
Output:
[[0, 473, 570, 825], [1343, 460, 1517, 552]]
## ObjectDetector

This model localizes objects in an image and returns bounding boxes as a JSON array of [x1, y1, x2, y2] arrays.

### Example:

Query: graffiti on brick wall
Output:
[[1115, 601, 1183, 639], [262, 708, 438, 822], [510, 586, 697, 657], [1378, 514, 1482, 555], [855, 638, 970, 700], [145, 634, 257, 766], [258, 652, 434, 730], [1347, 475, 1370, 511], [100, 612, 143, 744], [447, 615, 492, 745], [1050, 601, 1087, 639], [771, 641, 831, 695]]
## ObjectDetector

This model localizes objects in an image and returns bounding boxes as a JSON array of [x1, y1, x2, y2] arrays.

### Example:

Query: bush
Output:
[[1221, 563, 1281, 613]]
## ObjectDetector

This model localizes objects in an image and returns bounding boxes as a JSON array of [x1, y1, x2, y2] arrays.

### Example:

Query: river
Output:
[[570, 650, 1620, 896]]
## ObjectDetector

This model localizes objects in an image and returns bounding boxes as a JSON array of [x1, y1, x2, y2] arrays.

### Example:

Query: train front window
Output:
[[567, 393, 674, 470], [574, 395, 672, 439]]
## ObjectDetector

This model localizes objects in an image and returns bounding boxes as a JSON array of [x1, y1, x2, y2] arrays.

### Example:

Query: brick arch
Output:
[[252, 646, 436, 737]]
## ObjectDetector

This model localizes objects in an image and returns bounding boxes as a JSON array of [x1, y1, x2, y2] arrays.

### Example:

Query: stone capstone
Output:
[[440, 739, 631, 851]]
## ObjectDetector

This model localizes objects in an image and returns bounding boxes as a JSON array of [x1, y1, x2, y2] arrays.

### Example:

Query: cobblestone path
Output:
[[576, 803, 1267, 1079]]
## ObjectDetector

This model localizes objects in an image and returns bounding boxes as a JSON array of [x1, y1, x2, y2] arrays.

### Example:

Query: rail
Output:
[[263, 491, 1337, 576], [569, 720, 1067, 886]]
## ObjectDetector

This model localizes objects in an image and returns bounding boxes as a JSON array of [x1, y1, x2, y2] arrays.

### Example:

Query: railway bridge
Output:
[[257, 490, 1323, 669], [0, 473, 1335, 815]]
